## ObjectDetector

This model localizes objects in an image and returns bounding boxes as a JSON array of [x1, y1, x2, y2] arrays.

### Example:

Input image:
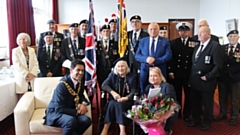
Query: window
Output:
[[32, 0, 52, 42], [0, 0, 9, 58]]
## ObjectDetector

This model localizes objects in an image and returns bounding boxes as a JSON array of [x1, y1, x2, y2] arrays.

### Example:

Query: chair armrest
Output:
[[14, 92, 35, 135], [83, 90, 92, 135]]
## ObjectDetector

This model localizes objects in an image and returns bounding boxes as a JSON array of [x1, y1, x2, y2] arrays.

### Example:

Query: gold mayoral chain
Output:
[[60, 81, 81, 110]]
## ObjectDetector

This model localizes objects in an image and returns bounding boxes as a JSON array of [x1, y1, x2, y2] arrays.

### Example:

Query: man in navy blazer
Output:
[[135, 22, 172, 95], [44, 59, 91, 135], [215, 30, 240, 126], [188, 26, 222, 131]]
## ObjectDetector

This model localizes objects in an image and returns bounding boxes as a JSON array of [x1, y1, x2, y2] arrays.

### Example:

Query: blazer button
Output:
[[186, 61, 188, 63], [178, 54, 181, 57], [227, 64, 230, 67], [178, 59, 180, 62], [177, 65, 180, 68]]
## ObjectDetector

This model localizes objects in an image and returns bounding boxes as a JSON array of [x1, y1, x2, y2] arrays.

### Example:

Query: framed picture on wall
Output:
[[226, 19, 237, 33]]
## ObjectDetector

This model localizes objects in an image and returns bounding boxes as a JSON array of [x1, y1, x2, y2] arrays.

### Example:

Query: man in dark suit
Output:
[[38, 19, 64, 48], [168, 22, 196, 121], [187, 26, 222, 131], [135, 22, 172, 95], [192, 19, 219, 43], [37, 31, 62, 77], [44, 59, 91, 135], [61, 23, 86, 71], [215, 30, 240, 126], [78, 19, 88, 38], [126, 15, 149, 92], [96, 23, 119, 108]]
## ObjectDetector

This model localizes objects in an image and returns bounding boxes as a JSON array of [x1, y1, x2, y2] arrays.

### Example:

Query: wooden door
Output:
[[168, 19, 195, 40]]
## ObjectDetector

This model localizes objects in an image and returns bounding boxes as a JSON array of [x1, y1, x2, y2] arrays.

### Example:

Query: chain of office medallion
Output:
[[60, 81, 81, 109]]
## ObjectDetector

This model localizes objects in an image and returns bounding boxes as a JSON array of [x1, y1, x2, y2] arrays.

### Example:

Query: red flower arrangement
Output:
[[126, 93, 179, 135], [127, 93, 174, 120]]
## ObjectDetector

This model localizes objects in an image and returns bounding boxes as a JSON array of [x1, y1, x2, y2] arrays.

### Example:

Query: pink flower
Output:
[[160, 100, 164, 104]]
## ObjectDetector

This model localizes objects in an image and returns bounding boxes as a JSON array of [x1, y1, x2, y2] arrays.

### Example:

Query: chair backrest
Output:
[[34, 77, 62, 109]]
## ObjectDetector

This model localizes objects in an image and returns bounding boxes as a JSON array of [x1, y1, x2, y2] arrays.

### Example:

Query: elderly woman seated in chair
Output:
[[100, 58, 137, 135], [145, 67, 179, 135]]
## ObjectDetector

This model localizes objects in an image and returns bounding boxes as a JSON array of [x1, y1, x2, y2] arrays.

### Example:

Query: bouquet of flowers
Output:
[[126, 93, 180, 135]]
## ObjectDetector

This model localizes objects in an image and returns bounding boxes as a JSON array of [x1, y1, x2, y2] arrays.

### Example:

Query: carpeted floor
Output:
[[1, 96, 240, 135]]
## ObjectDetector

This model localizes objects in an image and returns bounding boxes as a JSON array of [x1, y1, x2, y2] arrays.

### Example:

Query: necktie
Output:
[[104, 40, 108, 51], [112, 34, 115, 41], [47, 46, 51, 62], [182, 39, 185, 45], [133, 32, 137, 47], [195, 45, 204, 61], [229, 45, 234, 57], [75, 82, 79, 91], [73, 39, 77, 55], [151, 39, 155, 56]]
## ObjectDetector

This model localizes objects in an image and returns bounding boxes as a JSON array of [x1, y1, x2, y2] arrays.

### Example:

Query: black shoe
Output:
[[187, 120, 201, 127], [199, 123, 210, 131], [214, 114, 227, 121], [229, 119, 238, 126], [184, 117, 190, 122]]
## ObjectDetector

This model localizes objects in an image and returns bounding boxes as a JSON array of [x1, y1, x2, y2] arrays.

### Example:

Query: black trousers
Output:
[[191, 88, 214, 124], [170, 78, 191, 117], [218, 77, 240, 120]]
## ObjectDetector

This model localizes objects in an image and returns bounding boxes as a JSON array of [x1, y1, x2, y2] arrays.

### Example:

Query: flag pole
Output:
[[119, 0, 123, 57]]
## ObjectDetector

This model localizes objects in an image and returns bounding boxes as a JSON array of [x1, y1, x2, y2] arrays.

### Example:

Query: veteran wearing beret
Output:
[[96, 22, 120, 108], [61, 23, 86, 73], [159, 26, 168, 39], [215, 30, 240, 126], [78, 19, 88, 38], [37, 31, 62, 77], [38, 19, 64, 49], [109, 14, 118, 41], [125, 15, 149, 93], [168, 22, 196, 121]]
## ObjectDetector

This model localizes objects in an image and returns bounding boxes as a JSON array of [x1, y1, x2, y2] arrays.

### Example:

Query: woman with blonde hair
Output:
[[100, 58, 137, 135], [12, 32, 38, 99], [145, 67, 178, 135]]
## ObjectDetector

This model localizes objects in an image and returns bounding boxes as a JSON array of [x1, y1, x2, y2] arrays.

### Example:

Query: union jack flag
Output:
[[84, 0, 97, 93]]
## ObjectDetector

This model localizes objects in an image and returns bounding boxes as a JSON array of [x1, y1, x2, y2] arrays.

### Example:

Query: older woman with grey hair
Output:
[[100, 58, 137, 135], [12, 32, 38, 99]]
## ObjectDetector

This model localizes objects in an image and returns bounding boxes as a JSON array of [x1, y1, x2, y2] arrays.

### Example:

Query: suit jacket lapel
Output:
[[154, 36, 161, 57], [192, 44, 200, 62]]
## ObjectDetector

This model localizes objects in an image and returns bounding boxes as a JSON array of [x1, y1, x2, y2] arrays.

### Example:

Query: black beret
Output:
[[100, 24, 110, 31], [47, 19, 55, 24], [160, 26, 167, 30], [79, 19, 88, 25], [43, 31, 53, 37], [108, 19, 117, 24], [113, 56, 128, 67], [227, 30, 239, 37], [130, 15, 141, 21], [69, 23, 79, 28]]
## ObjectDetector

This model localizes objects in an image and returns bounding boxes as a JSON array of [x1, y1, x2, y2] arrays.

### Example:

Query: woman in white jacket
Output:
[[12, 33, 38, 99]]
